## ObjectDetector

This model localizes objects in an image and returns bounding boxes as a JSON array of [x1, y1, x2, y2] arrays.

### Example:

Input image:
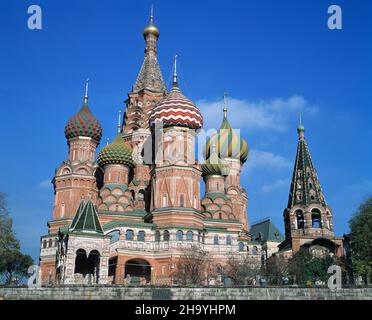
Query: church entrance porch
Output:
[[74, 249, 100, 284], [125, 259, 152, 285]]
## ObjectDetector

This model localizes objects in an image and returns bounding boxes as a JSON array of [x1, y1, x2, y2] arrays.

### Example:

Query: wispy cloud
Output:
[[246, 149, 292, 172], [261, 178, 291, 193], [197, 95, 318, 132], [38, 179, 52, 189]]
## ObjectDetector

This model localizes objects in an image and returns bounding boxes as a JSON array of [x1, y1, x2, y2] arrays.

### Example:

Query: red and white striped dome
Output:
[[149, 83, 203, 130]]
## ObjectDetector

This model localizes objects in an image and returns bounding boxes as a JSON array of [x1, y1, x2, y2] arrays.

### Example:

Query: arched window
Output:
[[163, 230, 170, 241], [198, 232, 201, 242], [296, 210, 305, 229], [48, 239, 53, 247], [214, 235, 219, 245], [138, 231, 145, 241], [180, 194, 184, 207], [108, 230, 120, 244], [162, 194, 167, 207], [312, 209, 322, 228], [218, 212, 222, 220], [176, 230, 184, 241], [226, 235, 232, 245], [126, 229, 134, 241], [238, 242, 244, 251], [61, 203, 65, 218], [252, 246, 258, 255], [42, 240, 47, 249], [138, 189, 145, 201], [155, 230, 161, 242], [202, 233, 206, 244], [186, 231, 193, 241], [131, 190, 135, 201]]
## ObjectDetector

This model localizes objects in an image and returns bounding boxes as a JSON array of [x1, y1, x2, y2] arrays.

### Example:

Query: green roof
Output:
[[204, 193, 228, 201], [70, 200, 103, 234], [250, 218, 284, 242]]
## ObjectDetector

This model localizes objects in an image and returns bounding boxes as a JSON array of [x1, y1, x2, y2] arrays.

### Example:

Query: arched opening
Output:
[[180, 194, 185, 207], [74, 249, 100, 284], [296, 210, 305, 229], [137, 230, 145, 241], [214, 235, 219, 245], [226, 235, 232, 245], [186, 230, 193, 241], [108, 230, 120, 244], [108, 256, 118, 284], [163, 230, 170, 241], [238, 242, 244, 251], [125, 259, 151, 285], [312, 209, 322, 228], [162, 194, 167, 207], [155, 230, 161, 242], [252, 246, 258, 255], [42, 239, 47, 249], [138, 189, 145, 201], [176, 230, 184, 241], [126, 229, 134, 240]]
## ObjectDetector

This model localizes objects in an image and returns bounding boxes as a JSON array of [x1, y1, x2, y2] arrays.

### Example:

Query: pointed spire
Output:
[[84, 78, 89, 104], [173, 54, 178, 87], [117, 110, 122, 133], [223, 92, 228, 119]]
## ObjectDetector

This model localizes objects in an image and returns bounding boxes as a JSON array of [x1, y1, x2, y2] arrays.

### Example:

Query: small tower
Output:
[[205, 94, 249, 230], [96, 112, 136, 213], [279, 118, 342, 256], [51, 80, 102, 229], [149, 56, 204, 228]]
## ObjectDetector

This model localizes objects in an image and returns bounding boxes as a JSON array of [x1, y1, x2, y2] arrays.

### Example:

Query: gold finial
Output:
[[143, 5, 159, 38], [173, 54, 178, 85], [84, 78, 89, 104], [297, 113, 305, 138], [117, 110, 122, 133], [223, 92, 228, 119]]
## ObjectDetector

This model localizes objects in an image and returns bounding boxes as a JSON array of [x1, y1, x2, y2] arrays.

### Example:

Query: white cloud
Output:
[[261, 178, 291, 193], [197, 95, 318, 132], [246, 149, 292, 172], [38, 179, 52, 189]]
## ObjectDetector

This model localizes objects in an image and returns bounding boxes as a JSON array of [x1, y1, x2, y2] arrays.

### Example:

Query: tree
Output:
[[224, 253, 261, 285], [173, 245, 211, 286], [287, 249, 335, 286], [0, 193, 34, 285], [349, 197, 372, 284]]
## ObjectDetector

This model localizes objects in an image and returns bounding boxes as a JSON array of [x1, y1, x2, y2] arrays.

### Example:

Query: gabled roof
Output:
[[250, 218, 284, 242], [69, 200, 103, 234]]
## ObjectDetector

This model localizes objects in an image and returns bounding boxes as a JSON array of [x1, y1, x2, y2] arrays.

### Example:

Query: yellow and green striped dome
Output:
[[202, 148, 230, 176], [97, 132, 134, 168], [205, 117, 249, 163]]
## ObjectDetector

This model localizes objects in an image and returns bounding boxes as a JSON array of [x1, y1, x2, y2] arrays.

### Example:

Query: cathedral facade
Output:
[[39, 14, 257, 285], [39, 12, 344, 286]]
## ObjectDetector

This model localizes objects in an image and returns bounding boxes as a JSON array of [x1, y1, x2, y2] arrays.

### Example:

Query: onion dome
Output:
[[97, 131, 134, 168], [149, 55, 203, 130], [205, 94, 249, 163], [143, 7, 159, 39], [65, 80, 102, 142], [202, 144, 230, 176]]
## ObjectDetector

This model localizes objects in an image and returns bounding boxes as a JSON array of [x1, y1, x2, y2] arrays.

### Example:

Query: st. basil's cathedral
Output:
[[39, 12, 344, 285]]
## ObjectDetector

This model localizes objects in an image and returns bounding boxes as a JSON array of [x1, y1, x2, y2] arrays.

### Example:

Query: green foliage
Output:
[[288, 249, 335, 285], [0, 193, 34, 285], [349, 197, 372, 278]]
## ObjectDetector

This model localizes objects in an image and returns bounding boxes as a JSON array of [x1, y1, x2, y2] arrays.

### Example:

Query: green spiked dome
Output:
[[65, 103, 103, 143], [205, 116, 249, 164], [97, 132, 134, 168], [202, 145, 230, 176]]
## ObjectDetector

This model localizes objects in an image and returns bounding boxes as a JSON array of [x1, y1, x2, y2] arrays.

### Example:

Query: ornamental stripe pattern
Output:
[[149, 86, 203, 129]]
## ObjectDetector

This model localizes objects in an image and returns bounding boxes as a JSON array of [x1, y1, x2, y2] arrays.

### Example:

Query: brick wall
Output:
[[0, 286, 371, 300]]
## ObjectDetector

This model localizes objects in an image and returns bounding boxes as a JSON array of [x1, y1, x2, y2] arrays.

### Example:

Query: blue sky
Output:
[[0, 0, 370, 261]]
